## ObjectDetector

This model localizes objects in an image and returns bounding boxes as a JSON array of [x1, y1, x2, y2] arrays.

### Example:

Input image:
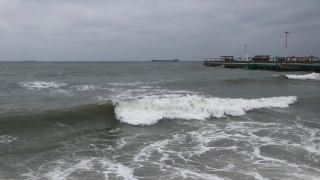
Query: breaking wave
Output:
[[286, 73, 320, 80], [2, 94, 297, 127], [114, 95, 297, 125]]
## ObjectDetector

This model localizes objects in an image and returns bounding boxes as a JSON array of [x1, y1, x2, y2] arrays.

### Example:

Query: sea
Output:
[[0, 61, 319, 180]]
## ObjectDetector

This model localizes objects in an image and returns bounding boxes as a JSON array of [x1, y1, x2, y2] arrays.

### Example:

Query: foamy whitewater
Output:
[[19, 81, 67, 90], [286, 72, 320, 80], [0, 62, 319, 180], [114, 95, 297, 125]]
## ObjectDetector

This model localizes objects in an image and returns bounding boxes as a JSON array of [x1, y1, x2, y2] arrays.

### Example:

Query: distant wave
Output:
[[270, 74, 287, 79], [0, 135, 17, 144], [286, 73, 320, 80], [222, 75, 289, 84], [19, 81, 67, 90], [114, 95, 297, 126], [108, 82, 144, 86], [71, 85, 103, 91], [222, 78, 253, 84]]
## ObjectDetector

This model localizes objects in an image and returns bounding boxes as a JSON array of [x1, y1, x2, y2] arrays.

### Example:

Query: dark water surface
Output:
[[0, 61, 319, 179]]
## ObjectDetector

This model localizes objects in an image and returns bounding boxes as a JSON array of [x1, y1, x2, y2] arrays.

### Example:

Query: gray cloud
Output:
[[0, 0, 319, 61]]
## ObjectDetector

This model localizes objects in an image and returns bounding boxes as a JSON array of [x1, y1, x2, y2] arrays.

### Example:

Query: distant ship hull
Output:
[[151, 59, 179, 62], [22, 60, 35, 62]]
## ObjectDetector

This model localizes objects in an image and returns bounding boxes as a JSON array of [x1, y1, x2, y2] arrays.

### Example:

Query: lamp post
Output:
[[285, 31, 289, 61], [244, 44, 249, 61]]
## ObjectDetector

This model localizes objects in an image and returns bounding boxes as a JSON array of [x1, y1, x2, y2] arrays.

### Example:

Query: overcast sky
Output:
[[1, 0, 319, 61]]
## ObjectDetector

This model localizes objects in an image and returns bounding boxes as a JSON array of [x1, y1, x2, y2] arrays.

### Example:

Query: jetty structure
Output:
[[204, 55, 320, 72], [204, 35, 320, 71]]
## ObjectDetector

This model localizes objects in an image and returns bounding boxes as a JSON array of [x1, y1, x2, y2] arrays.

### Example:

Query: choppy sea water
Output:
[[0, 61, 319, 180]]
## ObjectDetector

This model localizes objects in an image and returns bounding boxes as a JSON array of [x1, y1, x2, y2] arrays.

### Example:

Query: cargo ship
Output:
[[151, 59, 179, 62], [22, 60, 35, 62]]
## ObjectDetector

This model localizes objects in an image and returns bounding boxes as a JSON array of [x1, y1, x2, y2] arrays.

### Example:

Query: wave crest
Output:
[[0, 135, 17, 144], [19, 81, 67, 90], [114, 95, 297, 125], [286, 73, 320, 80]]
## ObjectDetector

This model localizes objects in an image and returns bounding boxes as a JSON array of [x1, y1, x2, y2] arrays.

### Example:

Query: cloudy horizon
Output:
[[1, 0, 319, 61]]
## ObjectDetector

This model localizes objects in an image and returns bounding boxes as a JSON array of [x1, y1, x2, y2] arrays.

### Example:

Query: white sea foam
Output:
[[72, 85, 102, 91], [96, 85, 195, 103], [170, 166, 225, 180], [29, 158, 136, 180], [132, 136, 225, 180], [19, 81, 67, 90], [245, 172, 269, 180], [21, 168, 40, 180], [100, 160, 136, 180], [114, 95, 297, 125], [0, 135, 17, 144], [100, 80, 199, 103], [127, 118, 320, 179], [108, 82, 144, 86], [286, 72, 320, 80]]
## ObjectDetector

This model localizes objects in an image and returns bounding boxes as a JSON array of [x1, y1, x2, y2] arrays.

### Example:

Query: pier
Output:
[[204, 56, 320, 72]]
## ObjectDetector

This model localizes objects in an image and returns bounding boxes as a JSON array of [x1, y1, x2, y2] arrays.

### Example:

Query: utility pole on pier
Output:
[[245, 45, 248, 61], [285, 31, 289, 61]]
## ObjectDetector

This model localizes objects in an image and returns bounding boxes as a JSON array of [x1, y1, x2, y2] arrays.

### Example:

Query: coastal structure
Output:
[[204, 32, 320, 72], [287, 55, 317, 61], [204, 55, 320, 72], [251, 55, 270, 61], [220, 56, 234, 61]]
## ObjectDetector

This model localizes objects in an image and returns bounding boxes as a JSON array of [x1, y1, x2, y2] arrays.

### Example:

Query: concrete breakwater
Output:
[[203, 61, 320, 72]]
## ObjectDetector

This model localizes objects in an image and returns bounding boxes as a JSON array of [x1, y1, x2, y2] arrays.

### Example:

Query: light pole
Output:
[[245, 44, 249, 61], [285, 31, 289, 61]]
